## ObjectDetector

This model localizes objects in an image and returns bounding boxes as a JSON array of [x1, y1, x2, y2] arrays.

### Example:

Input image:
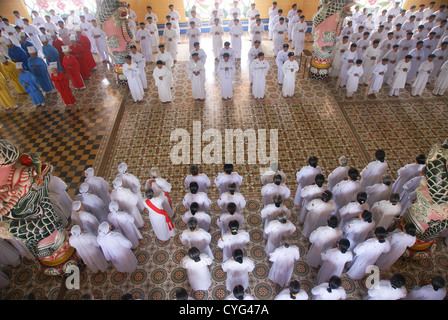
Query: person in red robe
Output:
[[75, 29, 97, 70], [69, 35, 91, 80], [51, 33, 66, 70], [61, 46, 86, 90], [49, 62, 76, 105]]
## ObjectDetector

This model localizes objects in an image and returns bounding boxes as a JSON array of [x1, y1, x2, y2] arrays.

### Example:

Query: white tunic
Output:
[[250, 24, 264, 43], [210, 25, 224, 58], [264, 220, 296, 255], [110, 186, 144, 228], [153, 65, 173, 102], [306, 226, 343, 268], [268, 245, 300, 287], [117, 170, 145, 212], [368, 63, 388, 93], [91, 26, 109, 61], [339, 50, 358, 86], [371, 200, 402, 230], [360, 160, 388, 191], [250, 58, 270, 99], [186, 27, 201, 53], [342, 217, 376, 249], [163, 28, 178, 60], [187, 59, 206, 100], [214, 172, 242, 195], [346, 64, 363, 94], [144, 196, 175, 241], [182, 254, 213, 291], [183, 191, 211, 213], [229, 25, 244, 58], [275, 288, 309, 300], [406, 285, 447, 300], [391, 59, 412, 89], [331, 180, 362, 216], [260, 204, 291, 238], [317, 247, 353, 284], [123, 62, 144, 102], [222, 257, 255, 291], [327, 166, 349, 191], [294, 165, 323, 206], [376, 229, 416, 270], [217, 60, 235, 99], [261, 182, 290, 207], [433, 60, 448, 95], [299, 184, 329, 223], [272, 22, 288, 55], [366, 183, 392, 208], [331, 41, 350, 77], [339, 202, 370, 227], [77, 192, 109, 223], [347, 238, 390, 279], [180, 228, 213, 259], [311, 283, 346, 300], [72, 209, 100, 235], [107, 210, 143, 249], [69, 231, 109, 272], [217, 191, 246, 213], [260, 169, 287, 186], [136, 28, 153, 62], [155, 51, 173, 68], [282, 60, 299, 97], [393, 163, 425, 195], [362, 46, 381, 83], [182, 211, 211, 232], [97, 229, 138, 273], [293, 22, 307, 55], [364, 280, 407, 300], [303, 199, 337, 238], [84, 175, 111, 207], [217, 230, 250, 261], [184, 173, 211, 193], [412, 59, 434, 95]]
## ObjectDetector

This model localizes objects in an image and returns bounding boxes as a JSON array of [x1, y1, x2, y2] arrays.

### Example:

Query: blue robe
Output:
[[18, 70, 45, 106], [42, 44, 63, 72], [28, 56, 55, 93], [8, 45, 30, 70], [20, 41, 36, 57]]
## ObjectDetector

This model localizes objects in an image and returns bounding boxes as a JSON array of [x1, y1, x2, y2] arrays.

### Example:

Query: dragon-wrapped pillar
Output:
[[398, 138, 448, 259], [0, 140, 81, 276], [96, 0, 134, 84], [310, 0, 355, 79]]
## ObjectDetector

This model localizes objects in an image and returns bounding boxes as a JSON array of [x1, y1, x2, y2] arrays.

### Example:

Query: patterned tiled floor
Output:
[[0, 32, 448, 300]]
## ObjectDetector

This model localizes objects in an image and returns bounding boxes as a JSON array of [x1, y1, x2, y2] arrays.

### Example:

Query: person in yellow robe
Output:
[[0, 72, 18, 110], [0, 55, 25, 94]]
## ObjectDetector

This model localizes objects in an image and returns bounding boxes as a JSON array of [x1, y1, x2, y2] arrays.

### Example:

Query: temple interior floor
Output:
[[0, 32, 447, 300]]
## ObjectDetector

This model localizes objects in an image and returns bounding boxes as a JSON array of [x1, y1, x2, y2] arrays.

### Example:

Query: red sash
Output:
[[145, 199, 174, 231], [147, 178, 173, 209]]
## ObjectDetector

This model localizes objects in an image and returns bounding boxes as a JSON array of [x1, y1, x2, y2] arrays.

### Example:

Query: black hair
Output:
[[189, 164, 199, 175], [273, 194, 283, 207], [315, 174, 325, 187], [357, 192, 367, 204], [176, 288, 189, 300], [190, 202, 199, 215], [229, 220, 240, 234], [233, 248, 244, 263], [416, 154, 426, 164], [228, 182, 237, 195], [374, 226, 387, 243], [308, 156, 318, 168], [121, 293, 134, 300], [277, 211, 288, 224], [224, 163, 233, 174], [189, 181, 199, 194], [339, 238, 350, 253], [188, 247, 201, 262], [227, 202, 237, 214], [233, 285, 245, 300], [361, 210, 373, 223], [327, 215, 338, 228], [390, 193, 400, 204], [289, 280, 301, 299], [404, 223, 416, 236], [321, 190, 332, 202], [390, 274, 405, 289], [431, 276, 446, 291], [187, 217, 198, 231], [327, 276, 341, 293], [348, 168, 359, 181], [273, 174, 282, 186], [145, 187, 154, 199]]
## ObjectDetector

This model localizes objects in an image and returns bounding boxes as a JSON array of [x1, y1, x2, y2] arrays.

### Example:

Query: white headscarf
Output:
[[112, 177, 122, 189], [98, 221, 110, 235], [72, 200, 82, 211], [109, 201, 119, 213], [70, 225, 82, 236], [79, 183, 89, 194], [84, 167, 94, 178], [117, 162, 127, 174]]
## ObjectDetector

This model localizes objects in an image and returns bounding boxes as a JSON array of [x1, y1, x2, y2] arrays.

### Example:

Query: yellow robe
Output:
[[0, 72, 17, 109], [0, 61, 25, 94]]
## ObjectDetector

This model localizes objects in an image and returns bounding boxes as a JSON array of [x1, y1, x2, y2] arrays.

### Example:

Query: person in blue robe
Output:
[[28, 48, 55, 93], [7, 43, 30, 70], [41, 39, 63, 72], [17, 63, 46, 106]]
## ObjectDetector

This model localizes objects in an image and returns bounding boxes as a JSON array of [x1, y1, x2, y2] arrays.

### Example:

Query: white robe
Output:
[[303, 199, 337, 238], [69, 231, 108, 272], [182, 254, 213, 291], [185, 27, 201, 53], [347, 238, 390, 279], [364, 280, 407, 300], [275, 288, 309, 300], [163, 28, 178, 60], [260, 169, 287, 186], [187, 59, 206, 100], [217, 60, 235, 99], [250, 59, 270, 99], [275, 50, 289, 84], [217, 191, 246, 213], [433, 59, 448, 95], [327, 166, 349, 191], [229, 25, 244, 58], [390, 59, 412, 89], [0, 240, 21, 267], [180, 228, 213, 259], [429, 47, 448, 80], [362, 46, 381, 84], [250, 24, 264, 44], [117, 171, 144, 212], [360, 160, 388, 191], [183, 192, 211, 213], [392, 163, 425, 195], [210, 25, 224, 58], [282, 60, 299, 97], [155, 51, 173, 68], [146, 22, 159, 51], [48, 175, 72, 224], [24, 24, 43, 55], [339, 50, 358, 87], [412, 59, 434, 95], [222, 257, 255, 291], [91, 26, 109, 61], [71, 209, 100, 235], [261, 182, 290, 207], [217, 212, 245, 236], [272, 22, 288, 55], [383, 49, 400, 85], [123, 62, 144, 102], [366, 183, 392, 208], [110, 186, 144, 228], [339, 202, 370, 227], [293, 22, 307, 55], [144, 196, 175, 241], [346, 64, 364, 96], [331, 41, 350, 77], [376, 229, 416, 270], [306, 226, 343, 268], [268, 245, 300, 287], [153, 66, 173, 102], [400, 176, 423, 215], [260, 204, 291, 238], [331, 180, 362, 216], [368, 63, 388, 94], [264, 220, 296, 255], [97, 230, 138, 273], [182, 211, 211, 232], [371, 200, 402, 230], [311, 282, 346, 300], [406, 285, 447, 300], [130, 51, 147, 90], [294, 165, 323, 206], [184, 173, 211, 194], [406, 48, 426, 84], [214, 172, 242, 195], [84, 175, 111, 207], [299, 184, 328, 224], [77, 192, 109, 223], [342, 217, 376, 249], [317, 247, 353, 284], [107, 210, 143, 249], [217, 230, 250, 261]]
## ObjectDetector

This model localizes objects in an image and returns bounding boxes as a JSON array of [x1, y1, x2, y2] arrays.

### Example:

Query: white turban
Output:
[[117, 162, 127, 174], [98, 221, 110, 235], [72, 200, 82, 211], [109, 201, 119, 212], [113, 177, 122, 189], [84, 167, 94, 177], [79, 182, 89, 193], [70, 225, 81, 236]]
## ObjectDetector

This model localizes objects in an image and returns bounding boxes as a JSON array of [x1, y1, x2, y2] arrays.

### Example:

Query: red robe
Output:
[[77, 35, 97, 70], [51, 71, 76, 105], [69, 44, 91, 79], [52, 38, 66, 68], [62, 54, 85, 89]]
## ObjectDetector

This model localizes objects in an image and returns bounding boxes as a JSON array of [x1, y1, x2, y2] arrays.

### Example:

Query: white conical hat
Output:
[[70, 35, 77, 41], [62, 45, 70, 52], [49, 62, 58, 69], [27, 46, 36, 53], [15, 62, 23, 69]]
